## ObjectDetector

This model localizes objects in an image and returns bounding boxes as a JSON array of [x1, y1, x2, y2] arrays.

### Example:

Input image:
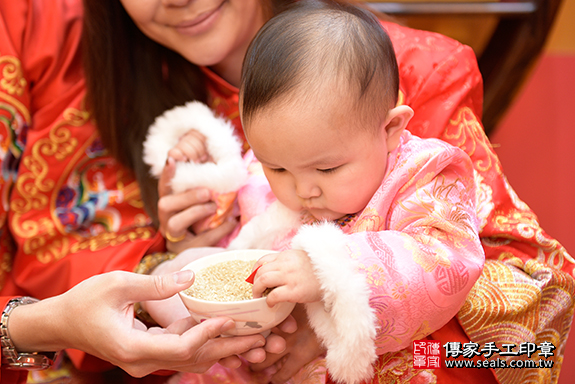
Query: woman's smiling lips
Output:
[[174, 1, 225, 35]]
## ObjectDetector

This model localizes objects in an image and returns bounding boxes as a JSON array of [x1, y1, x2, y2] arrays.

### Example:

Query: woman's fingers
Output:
[[157, 159, 214, 242], [239, 347, 266, 364], [158, 188, 216, 251], [218, 355, 243, 369], [166, 201, 216, 233], [165, 218, 237, 253], [158, 157, 177, 198], [158, 188, 212, 221], [276, 315, 298, 335], [179, 321, 265, 364], [193, 218, 238, 245], [163, 200, 216, 244], [264, 332, 288, 354], [158, 153, 237, 251]]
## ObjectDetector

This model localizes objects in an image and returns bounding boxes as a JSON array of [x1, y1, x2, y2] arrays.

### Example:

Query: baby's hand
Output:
[[251, 250, 322, 307], [168, 129, 209, 163]]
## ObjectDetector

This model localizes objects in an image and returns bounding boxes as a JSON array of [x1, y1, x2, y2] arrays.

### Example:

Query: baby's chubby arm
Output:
[[251, 250, 322, 307], [168, 129, 209, 163]]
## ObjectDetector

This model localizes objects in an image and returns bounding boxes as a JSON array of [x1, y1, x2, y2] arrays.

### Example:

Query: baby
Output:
[[144, 1, 485, 383]]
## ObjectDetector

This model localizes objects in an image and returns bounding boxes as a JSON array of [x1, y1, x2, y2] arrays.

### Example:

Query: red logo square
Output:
[[413, 340, 442, 369]]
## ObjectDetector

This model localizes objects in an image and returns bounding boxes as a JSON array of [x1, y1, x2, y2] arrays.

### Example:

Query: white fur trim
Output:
[[143, 101, 248, 194], [228, 201, 301, 250], [292, 223, 377, 384]]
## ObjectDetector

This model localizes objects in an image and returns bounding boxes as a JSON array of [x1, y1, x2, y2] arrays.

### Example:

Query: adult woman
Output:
[[0, 0, 572, 383], [0, 0, 288, 381], [134, 2, 573, 384]]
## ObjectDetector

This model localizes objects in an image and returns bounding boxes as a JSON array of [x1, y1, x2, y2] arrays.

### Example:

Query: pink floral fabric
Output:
[[244, 130, 485, 354]]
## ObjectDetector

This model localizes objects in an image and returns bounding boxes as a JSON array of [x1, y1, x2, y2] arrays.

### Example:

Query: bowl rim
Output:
[[179, 249, 276, 305]]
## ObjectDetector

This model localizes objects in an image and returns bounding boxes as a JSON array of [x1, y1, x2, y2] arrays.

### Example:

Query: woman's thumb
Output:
[[135, 270, 195, 302]]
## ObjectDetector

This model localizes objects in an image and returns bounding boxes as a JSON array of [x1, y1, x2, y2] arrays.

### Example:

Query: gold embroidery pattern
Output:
[[0, 53, 29, 289], [397, 89, 405, 107], [407, 234, 451, 273], [0, 237, 14, 291], [8, 105, 144, 262], [395, 174, 477, 273], [487, 208, 574, 274], [210, 96, 240, 122], [371, 350, 436, 384], [474, 171, 494, 231], [365, 264, 387, 287], [0, 54, 30, 124], [443, 107, 500, 174], [11, 109, 83, 237], [443, 107, 573, 277], [458, 259, 574, 384], [353, 207, 385, 232], [71, 227, 154, 253], [0, 54, 26, 96]]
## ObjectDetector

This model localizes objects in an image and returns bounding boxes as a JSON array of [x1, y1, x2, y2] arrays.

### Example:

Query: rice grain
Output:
[[185, 259, 257, 302]]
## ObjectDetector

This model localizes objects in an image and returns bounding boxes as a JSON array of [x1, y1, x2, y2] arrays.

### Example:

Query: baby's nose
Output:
[[296, 181, 321, 199]]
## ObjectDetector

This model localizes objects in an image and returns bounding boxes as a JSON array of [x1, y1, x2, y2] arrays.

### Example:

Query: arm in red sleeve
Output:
[[0, 0, 162, 300], [0, 0, 165, 371], [385, 21, 575, 383]]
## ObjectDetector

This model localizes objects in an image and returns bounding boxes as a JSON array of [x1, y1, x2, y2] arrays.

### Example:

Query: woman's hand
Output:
[[9, 270, 269, 377], [250, 304, 325, 384], [158, 157, 237, 253], [144, 247, 227, 327], [141, 248, 294, 362]]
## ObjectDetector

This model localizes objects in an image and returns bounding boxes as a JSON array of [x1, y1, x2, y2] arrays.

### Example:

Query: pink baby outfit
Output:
[[145, 103, 485, 383], [223, 130, 486, 384]]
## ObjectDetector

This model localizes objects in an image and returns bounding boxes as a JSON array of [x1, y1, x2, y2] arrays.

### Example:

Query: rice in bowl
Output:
[[178, 249, 294, 336], [185, 259, 257, 302]]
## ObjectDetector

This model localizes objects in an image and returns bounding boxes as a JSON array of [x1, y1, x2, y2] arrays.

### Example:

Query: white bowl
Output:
[[178, 249, 296, 336]]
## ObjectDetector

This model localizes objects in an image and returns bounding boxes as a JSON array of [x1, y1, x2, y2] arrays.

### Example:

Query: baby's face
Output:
[[245, 96, 391, 222]]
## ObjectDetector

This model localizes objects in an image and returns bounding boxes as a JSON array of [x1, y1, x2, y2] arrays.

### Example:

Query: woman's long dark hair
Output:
[[82, 0, 208, 222], [81, 0, 389, 224]]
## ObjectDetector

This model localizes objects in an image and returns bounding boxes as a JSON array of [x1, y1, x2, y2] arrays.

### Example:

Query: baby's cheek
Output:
[[269, 182, 301, 211], [336, 180, 377, 212]]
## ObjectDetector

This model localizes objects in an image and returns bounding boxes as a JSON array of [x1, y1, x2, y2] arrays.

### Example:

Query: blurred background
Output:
[[491, 1, 575, 381], [367, 0, 575, 381], [366, 0, 574, 255]]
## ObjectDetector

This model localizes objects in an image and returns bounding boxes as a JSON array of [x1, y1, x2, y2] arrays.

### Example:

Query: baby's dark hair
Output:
[[240, 0, 399, 130]]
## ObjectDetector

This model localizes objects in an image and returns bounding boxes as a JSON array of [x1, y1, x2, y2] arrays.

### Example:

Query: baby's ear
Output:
[[382, 105, 414, 151]]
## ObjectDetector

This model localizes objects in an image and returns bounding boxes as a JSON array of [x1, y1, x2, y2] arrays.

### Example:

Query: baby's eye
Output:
[[269, 167, 286, 173], [318, 166, 339, 174]]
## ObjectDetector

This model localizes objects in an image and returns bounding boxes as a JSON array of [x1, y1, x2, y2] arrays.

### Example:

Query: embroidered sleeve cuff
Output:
[[143, 101, 247, 194]]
